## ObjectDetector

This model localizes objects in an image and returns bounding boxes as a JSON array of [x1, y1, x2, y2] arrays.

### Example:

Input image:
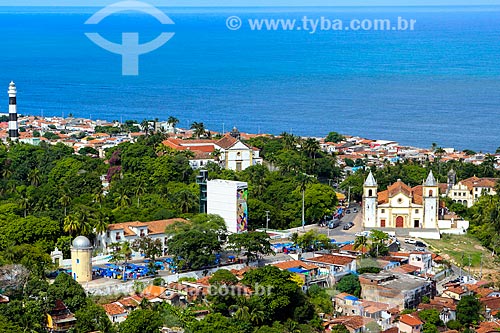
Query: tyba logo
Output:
[[85, 1, 175, 76]]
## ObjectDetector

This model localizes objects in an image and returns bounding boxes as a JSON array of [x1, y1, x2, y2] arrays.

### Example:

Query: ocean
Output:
[[0, 6, 499, 152]]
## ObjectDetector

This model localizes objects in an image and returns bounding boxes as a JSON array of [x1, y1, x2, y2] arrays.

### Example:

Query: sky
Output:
[[3, 0, 500, 6]]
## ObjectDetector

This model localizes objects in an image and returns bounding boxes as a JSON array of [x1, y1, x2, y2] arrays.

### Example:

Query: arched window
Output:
[[429, 190, 434, 197], [368, 189, 373, 197]]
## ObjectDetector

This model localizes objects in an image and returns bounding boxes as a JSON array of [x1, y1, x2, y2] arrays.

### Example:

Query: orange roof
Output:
[[341, 244, 369, 254], [141, 285, 167, 298], [306, 254, 356, 266], [107, 218, 188, 236], [327, 315, 374, 330], [273, 260, 318, 271], [481, 296, 500, 310], [378, 181, 428, 205], [394, 264, 421, 274], [400, 314, 423, 326], [476, 321, 500, 333], [102, 303, 126, 316], [215, 134, 238, 149], [445, 286, 468, 295], [460, 176, 499, 190]]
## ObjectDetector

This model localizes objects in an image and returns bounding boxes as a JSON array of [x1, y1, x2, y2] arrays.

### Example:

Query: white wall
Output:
[[207, 180, 248, 233]]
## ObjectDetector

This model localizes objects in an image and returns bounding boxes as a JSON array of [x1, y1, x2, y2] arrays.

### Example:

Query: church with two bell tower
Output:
[[363, 170, 440, 230]]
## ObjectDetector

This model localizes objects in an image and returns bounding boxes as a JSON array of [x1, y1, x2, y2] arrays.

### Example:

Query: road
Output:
[[313, 203, 362, 243]]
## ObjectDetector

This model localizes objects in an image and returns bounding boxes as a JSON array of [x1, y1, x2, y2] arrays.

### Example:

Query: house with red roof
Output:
[[398, 314, 423, 333], [102, 302, 127, 323], [302, 254, 357, 283], [96, 218, 188, 256], [161, 130, 262, 171]]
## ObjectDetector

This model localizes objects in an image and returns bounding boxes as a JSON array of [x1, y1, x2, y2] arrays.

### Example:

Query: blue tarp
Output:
[[287, 267, 308, 273]]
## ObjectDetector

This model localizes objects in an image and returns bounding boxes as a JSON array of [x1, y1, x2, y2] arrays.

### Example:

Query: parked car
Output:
[[346, 209, 351, 214], [415, 241, 427, 248], [343, 222, 354, 230], [328, 219, 341, 229], [404, 238, 417, 244], [353, 208, 358, 213], [355, 231, 370, 237]]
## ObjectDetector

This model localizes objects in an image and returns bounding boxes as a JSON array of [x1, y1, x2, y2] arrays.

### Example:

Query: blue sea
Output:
[[0, 5, 499, 152]]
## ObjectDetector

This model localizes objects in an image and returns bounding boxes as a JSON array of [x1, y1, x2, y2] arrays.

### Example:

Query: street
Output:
[[313, 203, 363, 243]]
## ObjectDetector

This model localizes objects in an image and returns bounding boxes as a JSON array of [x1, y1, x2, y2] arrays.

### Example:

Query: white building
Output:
[[207, 179, 248, 233], [96, 219, 187, 256], [445, 170, 498, 207], [161, 130, 262, 171], [363, 171, 439, 230]]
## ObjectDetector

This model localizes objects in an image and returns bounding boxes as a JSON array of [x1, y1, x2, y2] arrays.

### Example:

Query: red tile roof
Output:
[[273, 260, 318, 271], [102, 303, 126, 316], [107, 218, 188, 236], [215, 134, 238, 149], [476, 320, 500, 333], [400, 314, 423, 326], [306, 254, 356, 266]]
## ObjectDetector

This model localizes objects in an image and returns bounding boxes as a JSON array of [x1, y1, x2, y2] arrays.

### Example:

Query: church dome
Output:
[[72, 236, 91, 249]]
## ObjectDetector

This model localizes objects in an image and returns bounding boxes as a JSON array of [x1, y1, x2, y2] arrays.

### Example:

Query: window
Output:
[[77, 259, 80, 264], [429, 190, 434, 197], [415, 209, 419, 214], [381, 209, 385, 213], [107, 232, 110, 238], [368, 189, 373, 196], [236, 161, 242, 171], [414, 219, 420, 228]]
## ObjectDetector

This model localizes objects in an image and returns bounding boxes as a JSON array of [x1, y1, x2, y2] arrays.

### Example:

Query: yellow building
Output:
[[71, 236, 92, 283]]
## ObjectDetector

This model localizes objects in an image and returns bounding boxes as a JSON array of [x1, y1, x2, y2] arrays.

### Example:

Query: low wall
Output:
[[83, 263, 249, 296], [408, 231, 441, 240]]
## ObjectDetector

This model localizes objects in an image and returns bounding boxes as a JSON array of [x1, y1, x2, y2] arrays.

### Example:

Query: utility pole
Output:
[[468, 254, 471, 279], [480, 253, 483, 279], [347, 186, 352, 208], [265, 210, 270, 232], [302, 189, 305, 232]]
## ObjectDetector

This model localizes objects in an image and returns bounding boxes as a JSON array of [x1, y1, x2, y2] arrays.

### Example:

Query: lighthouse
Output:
[[8, 81, 18, 141]]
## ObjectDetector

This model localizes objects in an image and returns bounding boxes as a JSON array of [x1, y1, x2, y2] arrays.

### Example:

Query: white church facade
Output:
[[363, 171, 439, 230]]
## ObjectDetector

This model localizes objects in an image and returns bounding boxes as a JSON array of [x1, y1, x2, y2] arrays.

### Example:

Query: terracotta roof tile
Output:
[[141, 285, 167, 298], [273, 260, 318, 271], [102, 303, 126, 316], [400, 314, 423, 326], [305, 254, 356, 266], [476, 321, 500, 333], [107, 218, 187, 236]]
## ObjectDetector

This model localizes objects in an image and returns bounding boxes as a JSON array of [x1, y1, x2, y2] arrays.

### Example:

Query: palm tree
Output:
[[93, 212, 109, 236], [17, 189, 31, 218], [233, 304, 250, 322], [140, 119, 151, 137], [28, 168, 41, 187], [135, 180, 146, 207], [114, 189, 131, 208], [297, 172, 315, 230], [167, 116, 179, 133], [211, 149, 223, 166], [63, 214, 80, 236], [93, 191, 104, 209], [2, 167, 12, 180], [59, 191, 71, 216], [175, 189, 197, 214], [190, 122, 206, 139], [281, 132, 298, 151], [353, 235, 370, 254], [302, 137, 321, 160]]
